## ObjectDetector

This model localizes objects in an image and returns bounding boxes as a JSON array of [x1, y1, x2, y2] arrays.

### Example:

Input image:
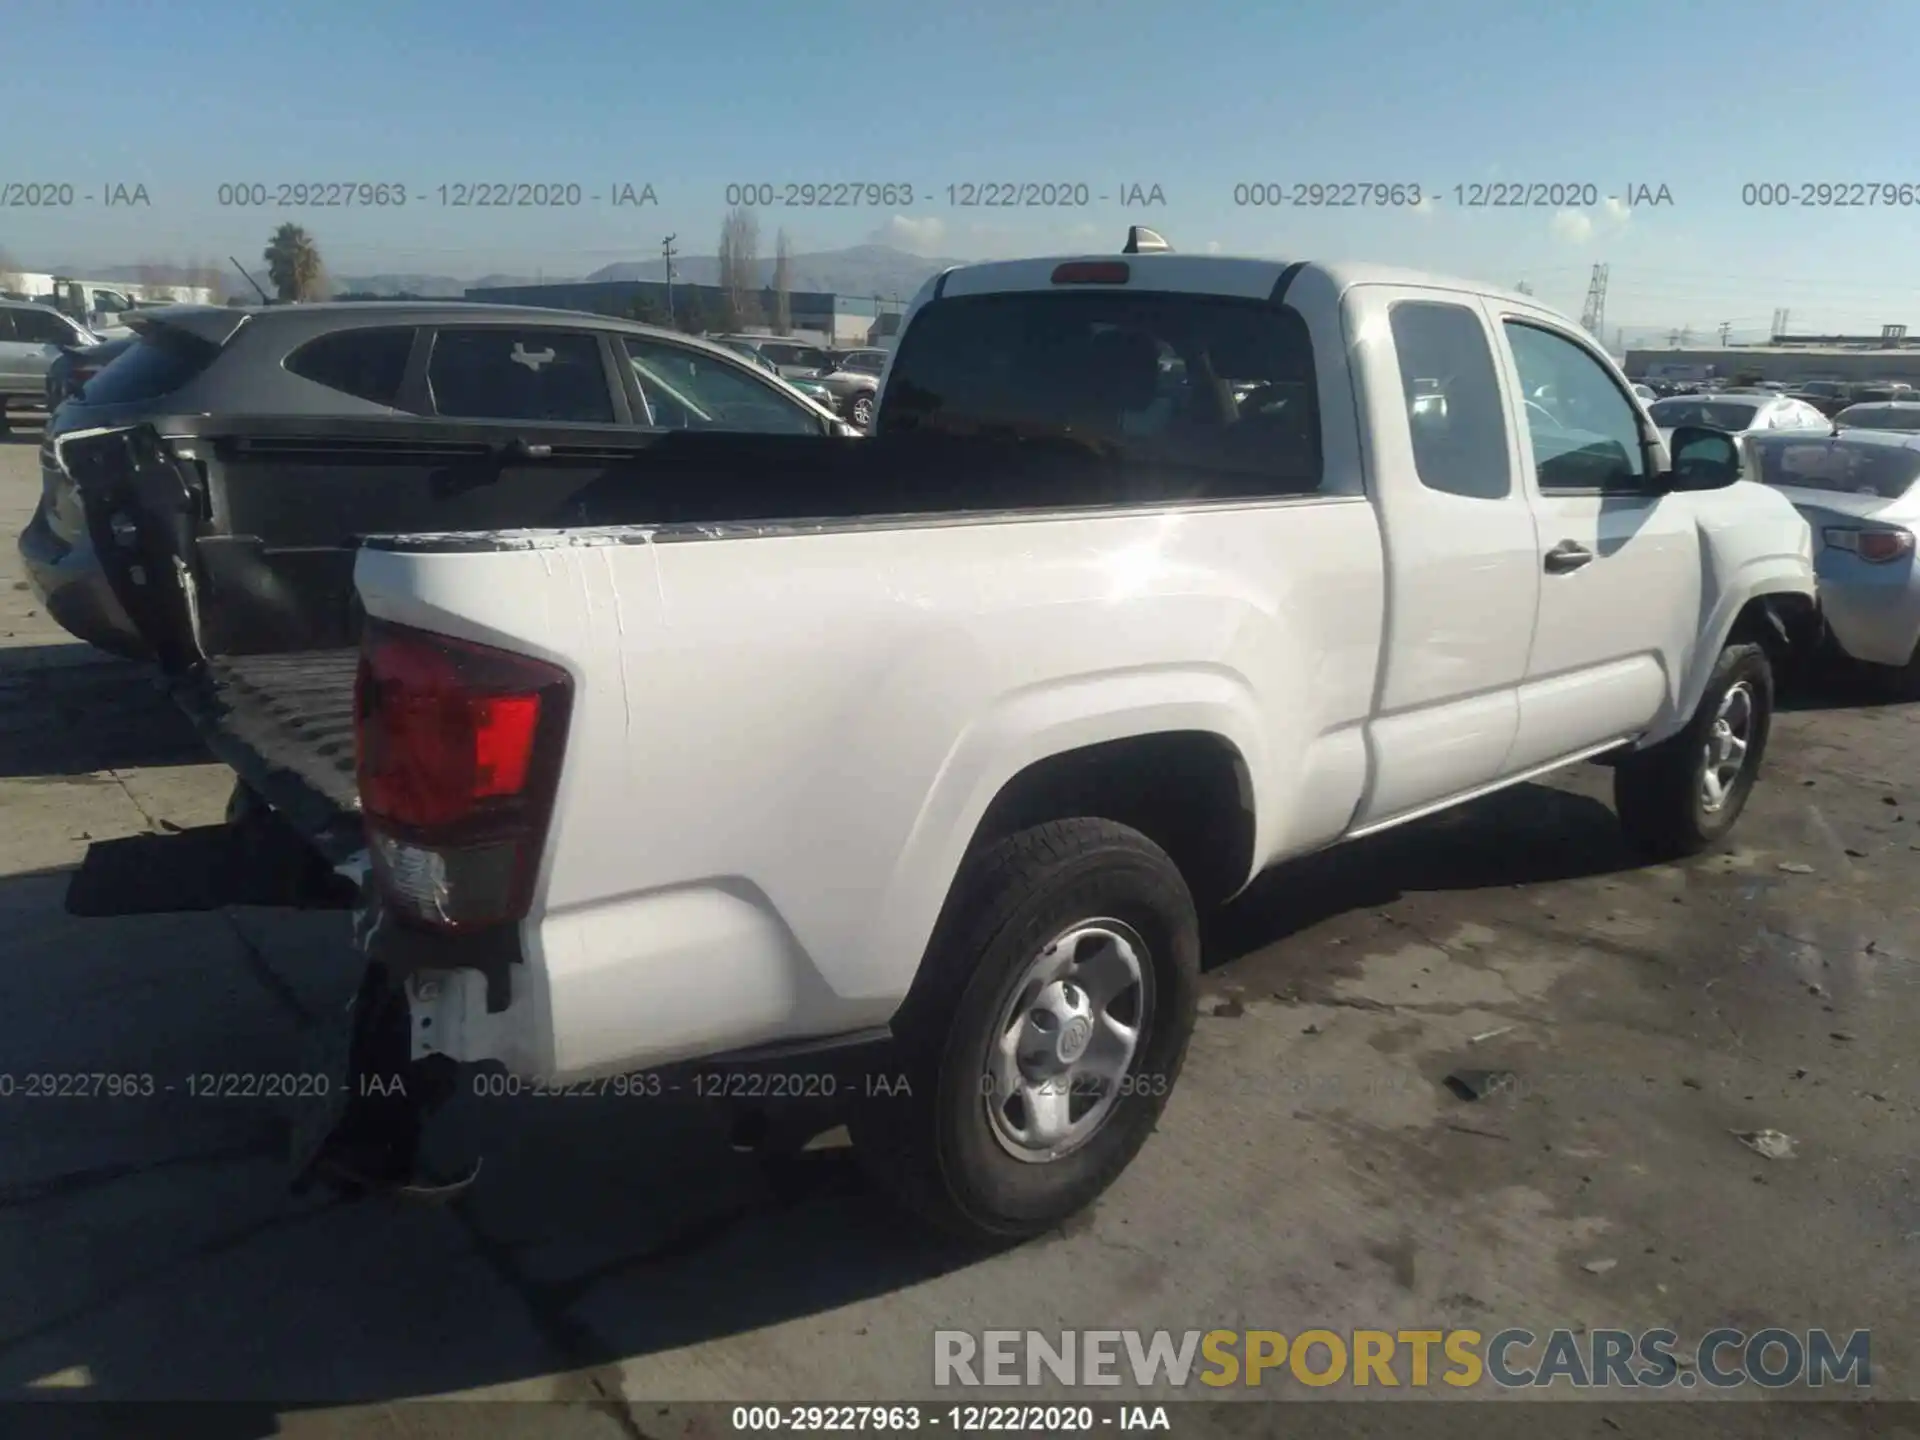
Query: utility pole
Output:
[[1579, 262, 1609, 337], [662, 234, 678, 326], [1719, 321, 1732, 346]]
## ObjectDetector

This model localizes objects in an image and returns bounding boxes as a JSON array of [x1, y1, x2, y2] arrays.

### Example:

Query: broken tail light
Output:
[[355, 619, 573, 931]]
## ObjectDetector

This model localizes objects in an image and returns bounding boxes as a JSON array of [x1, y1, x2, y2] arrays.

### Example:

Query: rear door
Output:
[[1491, 311, 1698, 770], [1346, 285, 1541, 828]]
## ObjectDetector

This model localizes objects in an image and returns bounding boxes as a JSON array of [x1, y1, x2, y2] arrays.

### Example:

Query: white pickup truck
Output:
[[66, 231, 1818, 1240]]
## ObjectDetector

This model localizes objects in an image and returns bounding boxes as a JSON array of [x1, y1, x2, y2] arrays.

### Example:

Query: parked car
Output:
[[20, 302, 852, 659], [1631, 382, 1657, 403], [45, 335, 135, 411], [813, 348, 890, 428], [710, 334, 836, 381], [1786, 380, 1852, 417], [1645, 393, 1832, 456], [1832, 401, 1920, 433], [713, 336, 844, 412], [0, 300, 103, 429], [1844, 382, 1914, 406], [1747, 429, 1920, 690], [60, 237, 1818, 1237]]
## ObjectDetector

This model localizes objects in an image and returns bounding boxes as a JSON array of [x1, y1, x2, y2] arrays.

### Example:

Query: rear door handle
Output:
[[1544, 540, 1594, 573]]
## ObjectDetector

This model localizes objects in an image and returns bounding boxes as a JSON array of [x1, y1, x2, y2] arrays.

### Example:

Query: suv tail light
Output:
[[355, 619, 573, 932], [1823, 526, 1915, 564]]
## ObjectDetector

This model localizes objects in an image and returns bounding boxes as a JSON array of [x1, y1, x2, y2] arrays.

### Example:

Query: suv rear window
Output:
[[72, 326, 221, 406], [285, 327, 416, 407], [879, 290, 1322, 496]]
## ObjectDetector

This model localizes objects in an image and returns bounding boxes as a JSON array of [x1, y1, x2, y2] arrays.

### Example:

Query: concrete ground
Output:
[[0, 421, 1915, 1438]]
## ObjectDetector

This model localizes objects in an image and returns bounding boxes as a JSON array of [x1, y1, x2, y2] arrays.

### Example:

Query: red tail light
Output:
[[1052, 261, 1130, 285], [355, 620, 572, 931], [1823, 526, 1916, 564]]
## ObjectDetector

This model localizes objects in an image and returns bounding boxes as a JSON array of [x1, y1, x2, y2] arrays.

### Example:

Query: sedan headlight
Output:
[[1823, 526, 1915, 563]]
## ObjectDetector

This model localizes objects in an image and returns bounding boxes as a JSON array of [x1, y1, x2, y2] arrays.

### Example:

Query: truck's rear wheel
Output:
[[1614, 641, 1773, 860], [850, 818, 1199, 1243]]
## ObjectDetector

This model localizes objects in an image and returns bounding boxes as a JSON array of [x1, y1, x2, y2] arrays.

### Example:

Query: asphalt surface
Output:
[[0, 421, 1915, 1437]]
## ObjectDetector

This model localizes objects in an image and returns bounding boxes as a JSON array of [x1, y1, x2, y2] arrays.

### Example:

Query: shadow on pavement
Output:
[[0, 643, 206, 777], [1776, 656, 1916, 713], [1208, 780, 1634, 969], [0, 783, 1637, 1408]]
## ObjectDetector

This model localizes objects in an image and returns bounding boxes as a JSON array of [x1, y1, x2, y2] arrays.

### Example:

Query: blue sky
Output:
[[6, 0, 1918, 334]]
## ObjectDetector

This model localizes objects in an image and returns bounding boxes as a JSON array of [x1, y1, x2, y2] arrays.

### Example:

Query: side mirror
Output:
[[1665, 425, 1743, 491]]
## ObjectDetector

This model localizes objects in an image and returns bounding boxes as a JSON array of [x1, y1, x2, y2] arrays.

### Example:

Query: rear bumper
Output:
[[364, 885, 897, 1085], [1815, 556, 1920, 668], [16, 506, 153, 659]]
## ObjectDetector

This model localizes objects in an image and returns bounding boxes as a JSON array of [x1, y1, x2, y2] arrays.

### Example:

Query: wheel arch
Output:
[[1656, 582, 1815, 744]]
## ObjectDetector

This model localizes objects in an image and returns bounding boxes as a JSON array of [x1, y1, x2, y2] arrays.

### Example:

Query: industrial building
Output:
[[460, 279, 902, 345], [1624, 328, 1920, 385]]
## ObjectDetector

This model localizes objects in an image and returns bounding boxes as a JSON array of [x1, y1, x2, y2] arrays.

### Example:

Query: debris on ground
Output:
[[1469, 1025, 1515, 1045], [1208, 997, 1245, 1018], [1777, 861, 1816, 875], [1733, 1129, 1796, 1160], [1831, 1031, 1857, 1042], [1444, 1069, 1517, 1102], [1582, 1258, 1618, 1275], [1681, 1076, 1704, 1089], [1302, 1021, 1323, 1036], [1444, 1122, 1509, 1142], [1808, 983, 1828, 998]]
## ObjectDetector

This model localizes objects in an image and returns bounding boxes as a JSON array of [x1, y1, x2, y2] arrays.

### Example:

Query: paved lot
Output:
[[0, 424, 1915, 1436]]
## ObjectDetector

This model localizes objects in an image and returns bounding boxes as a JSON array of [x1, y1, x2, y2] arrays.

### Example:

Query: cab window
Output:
[[1503, 321, 1647, 493]]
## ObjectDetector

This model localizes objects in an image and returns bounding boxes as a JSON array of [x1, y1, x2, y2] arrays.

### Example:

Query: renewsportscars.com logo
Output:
[[933, 1328, 1872, 1391]]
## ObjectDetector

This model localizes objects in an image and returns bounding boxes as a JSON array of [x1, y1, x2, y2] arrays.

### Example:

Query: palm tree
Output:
[[263, 223, 325, 302]]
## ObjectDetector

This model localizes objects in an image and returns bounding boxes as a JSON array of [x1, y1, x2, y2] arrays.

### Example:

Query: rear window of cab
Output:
[[878, 290, 1322, 496]]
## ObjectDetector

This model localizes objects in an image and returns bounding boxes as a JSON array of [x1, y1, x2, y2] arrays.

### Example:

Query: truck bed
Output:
[[169, 649, 365, 862]]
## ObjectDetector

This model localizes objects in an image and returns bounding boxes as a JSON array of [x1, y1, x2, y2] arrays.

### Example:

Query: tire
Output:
[[849, 392, 875, 429], [1869, 641, 1920, 701], [849, 818, 1200, 1243], [1615, 641, 1773, 860], [226, 778, 268, 828]]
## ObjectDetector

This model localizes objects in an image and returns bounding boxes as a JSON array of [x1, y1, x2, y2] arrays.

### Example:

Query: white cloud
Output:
[[869, 214, 948, 254], [1204, 239, 1223, 254], [1550, 209, 1594, 244], [1602, 196, 1631, 224], [1411, 196, 1438, 220]]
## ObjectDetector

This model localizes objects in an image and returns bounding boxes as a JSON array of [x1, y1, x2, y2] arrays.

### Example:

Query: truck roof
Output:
[[933, 252, 1542, 308]]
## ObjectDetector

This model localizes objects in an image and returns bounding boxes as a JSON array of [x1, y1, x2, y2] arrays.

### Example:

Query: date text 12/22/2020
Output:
[[1230, 181, 1675, 208]]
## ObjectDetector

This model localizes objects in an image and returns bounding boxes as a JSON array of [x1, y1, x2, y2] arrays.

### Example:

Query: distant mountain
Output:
[[582, 243, 966, 301], [328, 273, 472, 298]]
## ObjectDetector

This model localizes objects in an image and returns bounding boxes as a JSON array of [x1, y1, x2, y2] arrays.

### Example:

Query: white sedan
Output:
[[1646, 392, 1833, 442], [1746, 429, 1920, 692]]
